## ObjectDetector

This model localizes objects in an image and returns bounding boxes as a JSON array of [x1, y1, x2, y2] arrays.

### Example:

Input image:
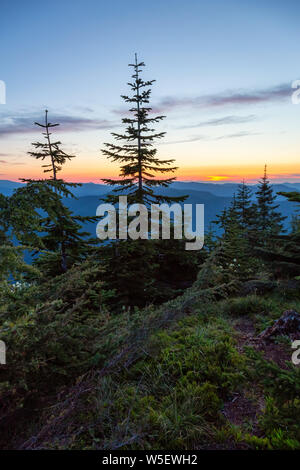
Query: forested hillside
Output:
[[1, 57, 300, 451]]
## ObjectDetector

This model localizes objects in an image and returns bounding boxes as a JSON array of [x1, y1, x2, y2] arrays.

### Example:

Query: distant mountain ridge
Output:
[[171, 181, 300, 200], [62, 190, 298, 236], [1, 180, 298, 252], [1, 179, 300, 198]]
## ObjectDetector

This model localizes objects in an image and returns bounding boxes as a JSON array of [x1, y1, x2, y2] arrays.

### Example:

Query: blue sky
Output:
[[1, 0, 300, 182]]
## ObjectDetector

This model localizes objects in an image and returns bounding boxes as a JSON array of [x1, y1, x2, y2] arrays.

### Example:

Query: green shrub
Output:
[[246, 348, 300, 448], [224, 295, 270, 316]]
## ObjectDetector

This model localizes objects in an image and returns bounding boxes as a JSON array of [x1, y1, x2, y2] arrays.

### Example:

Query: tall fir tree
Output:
[[28, 109, 75, 181], [255, 165, 286, 245], [20, 110, 98, 275], [97, 55, 202, 309], [214, 195, 255, 279], [102, 54, 185, 205], [235, 180, 255, 229], [255, 190, 300, 277], [221, 197, 248, 275]]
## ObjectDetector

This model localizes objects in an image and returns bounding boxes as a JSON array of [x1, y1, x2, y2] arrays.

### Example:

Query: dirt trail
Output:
[[222, 316, 291, 437]]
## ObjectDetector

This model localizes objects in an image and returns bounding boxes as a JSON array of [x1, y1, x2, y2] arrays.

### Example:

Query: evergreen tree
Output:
[[20, 111, 98, 274], [102, 54, 185, 205], [0, 192, 39, 285], [97, 55, 202, 309], [213, 206, 228, 233], [236, 179, 255, 229], [214, 195, 256, 279], [290, 214, 300, 234], [28, 109, 75, 181], [255, 165, 286, 245], [220, 197, 250, 277], [255, 191, 300, 277], [97, 239, 158, 309], [204, 223, 217, 253], [0, 193, 10, 245], [278, 191, 300, 205]]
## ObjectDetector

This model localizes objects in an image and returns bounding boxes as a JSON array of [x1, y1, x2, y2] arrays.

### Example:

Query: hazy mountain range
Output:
[[1, 179, 300, 198], [1, 180, 299, 238]]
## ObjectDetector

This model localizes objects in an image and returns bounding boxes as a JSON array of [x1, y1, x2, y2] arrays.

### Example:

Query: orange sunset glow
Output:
[[4, 161, 299, 185]]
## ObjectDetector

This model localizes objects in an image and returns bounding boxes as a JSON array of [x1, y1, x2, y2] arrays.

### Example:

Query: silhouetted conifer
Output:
[[255, 165, 286, 245], [20, 110, 98, 274], [102, 54, 185, 205], [256, 190, 300, 277]]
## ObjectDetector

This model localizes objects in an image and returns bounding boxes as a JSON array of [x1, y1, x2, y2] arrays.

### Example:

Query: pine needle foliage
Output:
[[255, 165, 286, 244], [28, 109, 75, 180], [102, 54, 186, 205], [19, 111, 99, 273]]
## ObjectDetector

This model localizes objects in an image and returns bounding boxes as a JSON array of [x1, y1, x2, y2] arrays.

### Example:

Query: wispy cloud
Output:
[[163, 130, 259, 145], [215, 131, 260, 140], [177, 114, 257, 129], [0, 153, 26, 165], [0, 160, 25, 165], [0, 111, 117, 137], [270, 173, 300, 179], [150, 83, 291, 113], [162, 135, 207, 145]]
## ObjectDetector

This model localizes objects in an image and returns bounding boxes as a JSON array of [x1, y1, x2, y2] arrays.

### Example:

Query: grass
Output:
[[1, 262, 300, 450]]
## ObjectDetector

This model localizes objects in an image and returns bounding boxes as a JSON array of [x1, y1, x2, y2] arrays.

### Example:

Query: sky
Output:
[[1, 0, 300, 184]]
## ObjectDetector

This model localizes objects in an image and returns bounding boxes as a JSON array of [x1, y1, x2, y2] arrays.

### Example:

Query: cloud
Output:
[[215, 131, 260, 140], [150, 83, 291, 113], [0, 159, 25, 165], [0, 152, 26, 165], [163, 130, 259, 145], [270, 173, 300, 179], [177, 114, 257, 129], [71, 106, 95, 113], [162, 135, 207, 145], [0, 112, 117, 137]]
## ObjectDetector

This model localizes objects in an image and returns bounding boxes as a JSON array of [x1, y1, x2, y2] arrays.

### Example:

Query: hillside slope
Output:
[[0, 258, 299, 450]]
